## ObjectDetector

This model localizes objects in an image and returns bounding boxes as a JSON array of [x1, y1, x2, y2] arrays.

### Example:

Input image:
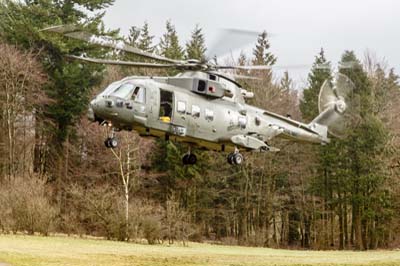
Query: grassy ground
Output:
[[0, 235, 400, 266]]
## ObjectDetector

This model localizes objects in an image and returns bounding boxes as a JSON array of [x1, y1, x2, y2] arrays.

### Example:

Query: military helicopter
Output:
[[43, 25, 356, 165]]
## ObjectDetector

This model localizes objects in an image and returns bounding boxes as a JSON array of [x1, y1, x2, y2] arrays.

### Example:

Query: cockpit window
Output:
[[111, 83, 134, 98], [132, 87, 146, 103]]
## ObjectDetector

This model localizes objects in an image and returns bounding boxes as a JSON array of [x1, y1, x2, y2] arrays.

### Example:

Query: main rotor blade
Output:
[[220, 62, 360, 71], [339, 61, 359, 69], [231, 74, 261, 80], [67, 55, 180, 68], [41, 24, 80, 33], [207, 28, 273, 58], [216, 64, 310, 71], [209, 70, 260, 80], [42, 25, 183, 64], [313, 61, 359, 70], [216, 65, 272, 70]]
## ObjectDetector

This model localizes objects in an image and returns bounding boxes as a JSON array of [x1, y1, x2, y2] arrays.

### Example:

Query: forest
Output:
[[0, 0, 399, 251]]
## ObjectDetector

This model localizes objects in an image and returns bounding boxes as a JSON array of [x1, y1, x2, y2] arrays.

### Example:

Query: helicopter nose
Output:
[[87, 98, 98, 122]]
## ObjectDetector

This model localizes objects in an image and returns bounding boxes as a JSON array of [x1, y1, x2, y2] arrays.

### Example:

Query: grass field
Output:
[[0, 235, 400, 266]]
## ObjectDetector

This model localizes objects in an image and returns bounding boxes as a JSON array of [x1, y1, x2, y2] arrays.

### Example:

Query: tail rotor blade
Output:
[[317, 73, 357, 138]]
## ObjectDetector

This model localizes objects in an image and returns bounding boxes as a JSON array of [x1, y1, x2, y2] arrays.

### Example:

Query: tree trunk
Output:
[[338, 191, 344, 250]]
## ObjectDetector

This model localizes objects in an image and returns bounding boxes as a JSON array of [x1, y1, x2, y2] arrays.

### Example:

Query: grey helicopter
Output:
[[43, 25, 356, 165]]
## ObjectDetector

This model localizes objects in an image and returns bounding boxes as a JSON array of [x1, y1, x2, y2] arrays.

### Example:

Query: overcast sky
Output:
[[103, 0, 399, 87]]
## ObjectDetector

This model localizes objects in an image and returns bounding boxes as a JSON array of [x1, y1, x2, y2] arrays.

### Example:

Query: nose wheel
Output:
[[105, 137, 118, 148], [105, 127, 118, 148]]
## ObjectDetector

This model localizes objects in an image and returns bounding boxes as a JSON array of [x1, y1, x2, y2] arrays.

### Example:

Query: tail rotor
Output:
[[313, 73, 358, 138]]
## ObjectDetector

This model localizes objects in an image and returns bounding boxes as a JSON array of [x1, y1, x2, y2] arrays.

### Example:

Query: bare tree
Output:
[[109, 132, 141, 240], [0, 43, 47, 181]]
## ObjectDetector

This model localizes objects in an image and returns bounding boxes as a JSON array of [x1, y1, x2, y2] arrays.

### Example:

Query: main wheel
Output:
[[188, 154, 197, 165], [227, 153, 234, 165], [182, 154, 190, 165], [104, 138, 111, 148], [233, 153, 243, 165], [109, 137, 118, 148], [105, 137, 118, 148]]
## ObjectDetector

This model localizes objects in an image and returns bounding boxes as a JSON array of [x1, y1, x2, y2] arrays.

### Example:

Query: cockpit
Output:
[[111, 83, 134, 98], [107, 82, 146, 104], [131, 86, 146, 103]]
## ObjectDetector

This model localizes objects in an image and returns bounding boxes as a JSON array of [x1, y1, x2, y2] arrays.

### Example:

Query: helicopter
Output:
[[42, 25, 356, 165]]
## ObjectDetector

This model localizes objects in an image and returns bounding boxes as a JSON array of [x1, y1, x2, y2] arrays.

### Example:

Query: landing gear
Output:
[[182, 147, 197, 165], [182, 153, 197, 165], [227, 153, 234, 164], [232, 153, 243, 165], [105, 137, 118, 148], [104, 127, 118, 148], [227, 148, 244, 165]]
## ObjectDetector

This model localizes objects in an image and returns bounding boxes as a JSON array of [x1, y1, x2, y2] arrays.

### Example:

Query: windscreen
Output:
[[111, 83, 134, 98]]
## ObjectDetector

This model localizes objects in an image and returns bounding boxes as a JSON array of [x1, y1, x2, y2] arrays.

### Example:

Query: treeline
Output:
[[0, 0, 399, 250]]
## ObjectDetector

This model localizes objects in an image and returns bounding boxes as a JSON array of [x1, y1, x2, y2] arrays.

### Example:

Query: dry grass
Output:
[[0, 234, 400, 266]]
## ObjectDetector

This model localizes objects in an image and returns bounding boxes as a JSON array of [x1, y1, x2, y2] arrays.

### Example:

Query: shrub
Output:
[[0, 176, 56, 235]]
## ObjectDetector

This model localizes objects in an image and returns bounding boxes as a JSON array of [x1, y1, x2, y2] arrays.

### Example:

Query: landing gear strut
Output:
[[227, 148, 243, 165], [104, 127, 118, 148], [182, 147, 197, 165]]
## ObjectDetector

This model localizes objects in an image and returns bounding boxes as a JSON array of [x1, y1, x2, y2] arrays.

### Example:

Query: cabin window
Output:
[[192, 105, 200, 118], [159, 90, 173, 123], [198, 80, 206, 92], [205, 108, 214, 121], [112, 83, 134, 98], [132, 86, 146, 103], [238, 116, 247, 129], [177, 101, 186, 114]]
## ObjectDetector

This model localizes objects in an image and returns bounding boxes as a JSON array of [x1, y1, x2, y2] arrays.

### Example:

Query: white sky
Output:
[[103, 0, 400, 88]]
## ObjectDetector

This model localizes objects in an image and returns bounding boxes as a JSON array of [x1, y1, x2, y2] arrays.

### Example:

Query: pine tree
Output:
[[308, 51, 390, 250], [138, 22, 155, 53], [252, 31, 277, 66], [338, 51, 389, 250], [159, 21, 184, 60], [300, 49, 338, 249], [247, 31, 278, 108], [126, 22, 154, 58], [185, 25, 206, 61], [124, 22, 155, 72], [237, 52, 248, 76], [339, 51, 371, 101], [302, 50, 391, 250], [0, 0, 115, 174], [300, 48, 332, 121], [280, 71, 293, 91], [237, 52, 248, 66], [127, 26, 140, 47]]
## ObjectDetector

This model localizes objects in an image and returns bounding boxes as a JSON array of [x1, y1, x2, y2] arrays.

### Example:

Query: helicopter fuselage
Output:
[[89, 71, 329, 153], [40, 25, 350, 164]]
